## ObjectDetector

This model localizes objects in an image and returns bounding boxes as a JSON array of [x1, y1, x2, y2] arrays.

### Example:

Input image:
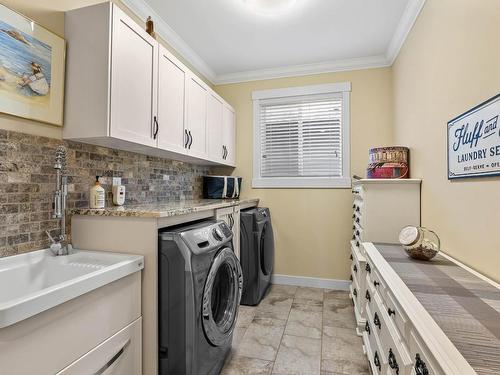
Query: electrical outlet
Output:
[[112, 177, 122, 186]]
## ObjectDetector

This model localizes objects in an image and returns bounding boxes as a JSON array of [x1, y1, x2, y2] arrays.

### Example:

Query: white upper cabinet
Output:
[[157, 46, 187, 153], [64, 2, 235, 166], [207, 93, 224, 163], [110, 6, 157, 147], [185, 75, 208, 159], [222, 105, 236, 166]]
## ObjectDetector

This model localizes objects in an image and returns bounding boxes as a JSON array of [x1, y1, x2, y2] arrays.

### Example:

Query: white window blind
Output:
[[252, 83, 351, 189], [259, 94, 343, 178]]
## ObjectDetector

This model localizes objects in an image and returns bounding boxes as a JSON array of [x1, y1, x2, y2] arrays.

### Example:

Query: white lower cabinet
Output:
[[0, 272, 141, 375], [216, 206, 240, 258], [57, 317, 142, 375]]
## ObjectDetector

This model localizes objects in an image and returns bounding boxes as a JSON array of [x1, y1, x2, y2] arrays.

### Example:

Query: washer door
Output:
[[260, 221, 274, 276], [202, 247, 243, 346]]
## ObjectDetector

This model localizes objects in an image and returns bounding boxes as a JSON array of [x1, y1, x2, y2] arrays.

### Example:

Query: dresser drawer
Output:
[[385, 289, 410, 339], [365, 304, 388, 374], [367, 293, 412, 375], [408, 329, 442, 375], [366, 263, 387, 296], [353, 222, 364, 242]]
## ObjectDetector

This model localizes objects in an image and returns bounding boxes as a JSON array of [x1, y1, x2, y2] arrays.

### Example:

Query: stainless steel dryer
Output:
[[240, 207, 274, 306], [158, 220, 242, 375]]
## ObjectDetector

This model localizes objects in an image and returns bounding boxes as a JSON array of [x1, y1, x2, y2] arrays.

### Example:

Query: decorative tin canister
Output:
[[367, 146, 409, 179]]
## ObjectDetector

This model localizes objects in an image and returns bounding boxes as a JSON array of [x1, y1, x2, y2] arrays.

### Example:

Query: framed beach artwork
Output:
[[0, 4, 65, 126]]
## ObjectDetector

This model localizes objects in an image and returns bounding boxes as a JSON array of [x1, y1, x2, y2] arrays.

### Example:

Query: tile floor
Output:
[[221, 285, 370, 375]]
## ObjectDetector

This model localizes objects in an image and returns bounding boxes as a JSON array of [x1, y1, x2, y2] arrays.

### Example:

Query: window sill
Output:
[[252, 177, 352, 189]]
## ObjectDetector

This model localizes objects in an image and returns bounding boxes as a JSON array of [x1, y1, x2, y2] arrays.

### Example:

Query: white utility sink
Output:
[[0, 248, 143, 328]]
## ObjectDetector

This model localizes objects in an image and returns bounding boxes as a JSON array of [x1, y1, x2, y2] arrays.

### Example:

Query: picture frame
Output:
[[0, 4, 65, 126], [447, 94, 500, 180]]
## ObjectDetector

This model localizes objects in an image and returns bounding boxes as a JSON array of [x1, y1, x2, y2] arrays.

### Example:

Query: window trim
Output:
[[252, 82, 351, 189]]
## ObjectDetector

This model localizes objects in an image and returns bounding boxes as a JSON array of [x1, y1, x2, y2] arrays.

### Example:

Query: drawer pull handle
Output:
[[356, 241, 360, 247], [365, 290, 371, 302], [353, 288, 357, 297], [365, 321, 371, 335], [374, 351, 381, 372], [373, 280, 380, 287], [353, 265, 357, 273], [352, 214, 355, 219], [388, 308, 396, 317], [415, 354, 429, 375], [352, 235, 356, 240], [353, 204, 356, 209], [94, 338, 130, 375], [356, 230, 360, 236], [356, 206, 360, 212], [353, 225, 356, 230], [350, 254, 353, 260], [388, 349, 399, 374], [365, 263, 371, 273], [350, 275, 353, 281], [374, 312, 381, 329], [356, 217, 360, 223]]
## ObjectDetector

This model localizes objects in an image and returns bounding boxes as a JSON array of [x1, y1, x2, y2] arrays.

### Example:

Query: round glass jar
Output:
[[398, 226, 440, 261]]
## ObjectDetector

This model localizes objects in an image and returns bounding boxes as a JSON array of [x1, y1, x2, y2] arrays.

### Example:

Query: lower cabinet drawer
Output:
[[56, 317, 142, 375]]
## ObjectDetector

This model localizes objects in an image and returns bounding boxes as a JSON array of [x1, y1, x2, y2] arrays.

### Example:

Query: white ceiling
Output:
[[123, 0, 426, 84]]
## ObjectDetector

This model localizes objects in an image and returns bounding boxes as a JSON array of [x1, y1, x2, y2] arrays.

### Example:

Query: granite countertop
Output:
[[69, 198, 260, 218], [375, 244, 500, 375]]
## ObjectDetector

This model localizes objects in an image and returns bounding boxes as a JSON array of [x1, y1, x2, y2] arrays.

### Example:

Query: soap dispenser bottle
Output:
[[90, 176, 105, 209]]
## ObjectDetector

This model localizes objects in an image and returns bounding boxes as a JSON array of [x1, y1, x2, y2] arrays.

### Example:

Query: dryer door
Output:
[[202, 247, 243, 346], [260, 221, 275, 276]]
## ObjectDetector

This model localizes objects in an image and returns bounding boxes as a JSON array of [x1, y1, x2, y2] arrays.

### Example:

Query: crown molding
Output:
[[121, 0, 426, 85], [214, 55, 390, 85], [120, 0, 217, 83], [386, 0, 427, 64]]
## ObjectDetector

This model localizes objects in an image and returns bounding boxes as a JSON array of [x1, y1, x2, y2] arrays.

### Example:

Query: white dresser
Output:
[[350, 179, 421, 332], [359, 242, 500, 375]]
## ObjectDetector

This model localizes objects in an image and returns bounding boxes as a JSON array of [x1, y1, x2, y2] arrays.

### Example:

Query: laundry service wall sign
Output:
[[448, 94, 500, 179]]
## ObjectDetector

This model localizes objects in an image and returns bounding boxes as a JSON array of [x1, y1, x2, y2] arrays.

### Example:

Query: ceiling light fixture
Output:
[[243, 0, 298, 16]]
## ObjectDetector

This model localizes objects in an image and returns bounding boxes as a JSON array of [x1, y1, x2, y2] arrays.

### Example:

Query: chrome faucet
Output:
[[47, 146, 72, 255]]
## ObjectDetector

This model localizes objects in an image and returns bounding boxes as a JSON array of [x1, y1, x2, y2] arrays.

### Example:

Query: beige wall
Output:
[[393, 0, 500, 282], [216, 68, 394, 280], [0, 0, 212, 139]]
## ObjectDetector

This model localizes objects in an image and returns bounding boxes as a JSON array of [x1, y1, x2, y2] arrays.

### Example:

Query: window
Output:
[[252, 82, 351, 188]]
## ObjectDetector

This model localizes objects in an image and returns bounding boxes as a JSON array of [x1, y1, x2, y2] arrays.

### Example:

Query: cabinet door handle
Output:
[[365, 290, 371, 302], [184, 129, 189, 148], [222, 145, 225, 159], [374, 312, 381, 329], [225, 146, 229, 160], [388, 348, 399, 374], [188, 131, 193, 149], [415, 354, 429, 375], [153, 116, 159, 140], [374, 351, 381, 372], [93, 338, 130, 375]]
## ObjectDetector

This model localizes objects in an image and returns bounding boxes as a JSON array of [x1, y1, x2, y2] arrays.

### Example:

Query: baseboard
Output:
[[271, 274, 350, 291]]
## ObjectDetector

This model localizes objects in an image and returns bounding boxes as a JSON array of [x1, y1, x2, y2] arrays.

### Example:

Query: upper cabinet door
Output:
[[185, 75, 208, 158], [207, 93, 224, 162], [110, 7, 158, 147], [222, 105, 236, 166], [157, 46, 187, 153]]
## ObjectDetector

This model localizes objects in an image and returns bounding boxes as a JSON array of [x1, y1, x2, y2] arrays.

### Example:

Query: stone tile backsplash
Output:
[[0, 129, 210, 257]]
